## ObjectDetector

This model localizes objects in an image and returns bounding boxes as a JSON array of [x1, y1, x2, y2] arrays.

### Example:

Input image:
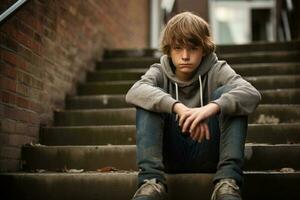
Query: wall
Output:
[[0, 0, 149, 172], [173, 0, 209, 22]]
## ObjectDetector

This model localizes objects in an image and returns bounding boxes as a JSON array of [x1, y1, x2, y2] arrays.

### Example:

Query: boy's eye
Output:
[[173, 46, 181, 50], [190, 46, 200, 50]]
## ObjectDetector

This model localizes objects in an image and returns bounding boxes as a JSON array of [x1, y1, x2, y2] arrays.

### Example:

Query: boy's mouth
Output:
[[179, 63, 192, 66]]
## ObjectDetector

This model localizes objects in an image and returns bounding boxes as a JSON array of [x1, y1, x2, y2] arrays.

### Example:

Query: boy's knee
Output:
[[211, 85, 234, 100], [136, 107, 165, 123]]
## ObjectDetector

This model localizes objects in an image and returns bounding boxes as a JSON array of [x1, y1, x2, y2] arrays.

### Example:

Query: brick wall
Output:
[[0, 0, 149, 172]]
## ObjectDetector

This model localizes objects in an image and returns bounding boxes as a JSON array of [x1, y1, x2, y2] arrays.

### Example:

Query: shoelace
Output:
[[133, 179, 163, 197], [211, 180, 240, 200], [142, 179, 162, 193]]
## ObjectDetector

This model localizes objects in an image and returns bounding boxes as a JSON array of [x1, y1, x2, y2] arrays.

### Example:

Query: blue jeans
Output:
[[135, 86, 248, 187]]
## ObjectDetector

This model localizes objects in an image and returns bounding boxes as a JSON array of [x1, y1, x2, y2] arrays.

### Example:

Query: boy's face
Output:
[[170, 45, 205, 80]]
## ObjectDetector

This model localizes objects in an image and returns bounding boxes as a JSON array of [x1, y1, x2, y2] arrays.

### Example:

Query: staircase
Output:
[[1, 41, 300, 200]]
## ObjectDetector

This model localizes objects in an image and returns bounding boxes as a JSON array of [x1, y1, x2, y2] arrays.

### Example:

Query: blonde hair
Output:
[[160, 12, 215, 55]]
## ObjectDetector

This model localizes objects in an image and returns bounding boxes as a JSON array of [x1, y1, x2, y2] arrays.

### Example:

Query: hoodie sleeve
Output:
[[125, 64, 178, 113], [210, 62, 261, 115]]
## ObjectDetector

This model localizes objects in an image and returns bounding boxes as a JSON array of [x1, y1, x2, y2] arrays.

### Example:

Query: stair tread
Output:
[[68, 88, 300, 99], [57, 104, 300, 112], [21, 144, 300, 171], [82, 75, 300, 84], [1, 171, 300, 200], [45, 122, 300, 129]]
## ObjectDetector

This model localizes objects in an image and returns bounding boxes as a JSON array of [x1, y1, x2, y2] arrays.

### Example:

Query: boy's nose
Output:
[[182, 49, 190, 60]]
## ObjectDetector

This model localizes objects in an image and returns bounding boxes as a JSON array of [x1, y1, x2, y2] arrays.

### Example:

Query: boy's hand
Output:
[[173, 102, 220, 142], [190, 122, 210, 142]]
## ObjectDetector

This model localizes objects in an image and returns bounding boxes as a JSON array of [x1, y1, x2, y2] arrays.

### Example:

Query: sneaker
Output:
[[132, 178, 167, 200], [211, 178, 241, 200]]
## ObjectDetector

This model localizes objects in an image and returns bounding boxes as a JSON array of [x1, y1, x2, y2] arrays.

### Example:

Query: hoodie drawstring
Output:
[[174, 75, 203, 108], [175, 82, 179, 101], [174, 82, 179, 121], [199, 75, 203, 107]]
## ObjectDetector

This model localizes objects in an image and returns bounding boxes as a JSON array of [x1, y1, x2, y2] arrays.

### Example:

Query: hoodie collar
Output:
[[160, 53, 218, 87]]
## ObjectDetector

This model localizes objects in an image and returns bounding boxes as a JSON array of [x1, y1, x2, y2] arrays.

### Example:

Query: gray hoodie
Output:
[[125, 53, 261, 115]]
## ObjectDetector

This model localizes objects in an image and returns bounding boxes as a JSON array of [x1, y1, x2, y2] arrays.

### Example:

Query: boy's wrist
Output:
[[206, 102, 220, 115], [172, 102, 187, 114]]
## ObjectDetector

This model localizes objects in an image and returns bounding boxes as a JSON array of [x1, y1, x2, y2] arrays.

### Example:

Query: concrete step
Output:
[[97, 57, 159, 69], [247, 123, 300, 144], [216, 40, 300, 54], [1, 172, 299, 200], [54, 108, 135, 126], [88, 63, 300, 82], [77, 75, 300, 95], [260, 89, 300, 104], [104, 48, 160, 58], [87, 69, 146, 82], [66, 89, 300, 110], [66, 94, 128, 109], [41, 125, 136, 145], [41, 123, 300, 146], [245, 75, 300, 90], [103, 41, 300, 58], [221, 51, 300, 64], [250, 104, 300, 124], [54, 105, 300, 126], [77, 81, 133, 95], [233, 62, 300, 76], [21, 144, 300, 171], [97, 51, 300, 69]]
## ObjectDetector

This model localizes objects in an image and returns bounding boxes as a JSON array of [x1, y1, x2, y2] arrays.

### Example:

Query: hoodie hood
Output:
[[160, 52, 218, 87]]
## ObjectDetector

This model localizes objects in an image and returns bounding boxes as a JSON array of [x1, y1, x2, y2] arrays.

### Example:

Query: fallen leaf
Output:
[[280, 168, 295, 173], [97, 166, 118, 172]]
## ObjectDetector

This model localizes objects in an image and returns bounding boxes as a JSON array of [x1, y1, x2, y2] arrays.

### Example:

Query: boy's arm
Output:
[[210, 62, 261, 115], [125, 64, 178, 113], [173, 102, 220, 142]]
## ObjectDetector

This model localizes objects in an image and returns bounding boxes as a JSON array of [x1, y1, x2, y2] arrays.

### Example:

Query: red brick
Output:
[[1, 91, 16, 105], [30, 40, 42, 55], [14, 109, 30, 123], [18, 46, 33, 64], [29, 101, 41, 113], [17, 20, 34, 38], [27, 125, 39, 137], [0, 159, 20, 172], [22, 73, 32, 86], [1, 77, 16, 92], [1, 50, 18, 67], [31, 78, 43, 89], [0, 104, 4, 118], [18, 9, 44, 33], [3, 106, 17, 120], [1, 118, 16, 133], [18, 60, 28, 71], [15, 31, 32, 50], [16, 96, 29, 109], [1, 91, 9, 103], [28, 87, 40, 101], [29, 111, 39, 124], [4, 103, 39, 124], [16, 83, 29, 96], [0, 0, 150, 172], [0, 134, 34, 147], [0, 23, 17, 38], [34, 33, 42, 43], [3, 64, 17, 79], [0, 146, 21, 159], [0, 34, 18, 52], [15, 121, 28, 134]]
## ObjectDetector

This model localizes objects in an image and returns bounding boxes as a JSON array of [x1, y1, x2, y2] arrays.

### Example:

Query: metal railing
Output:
[[0, 0, 28, 23]]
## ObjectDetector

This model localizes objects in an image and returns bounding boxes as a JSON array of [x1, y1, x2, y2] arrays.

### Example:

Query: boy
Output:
[[126, 12, 261, 200]]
